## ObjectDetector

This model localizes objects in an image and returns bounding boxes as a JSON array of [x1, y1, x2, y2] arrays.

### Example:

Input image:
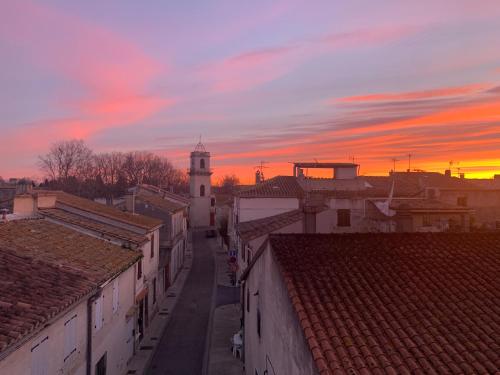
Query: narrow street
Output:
[[147, 230, 215, 375]]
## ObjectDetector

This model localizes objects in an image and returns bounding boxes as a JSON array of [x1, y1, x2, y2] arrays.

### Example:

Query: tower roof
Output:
[[194, 140, 206, 152]]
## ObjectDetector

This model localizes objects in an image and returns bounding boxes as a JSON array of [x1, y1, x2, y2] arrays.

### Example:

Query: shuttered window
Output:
[[64, 315, 77, 361], [31, 336, 49, 375], [95, 295, 104, 331], [112, 278, 119, 314]]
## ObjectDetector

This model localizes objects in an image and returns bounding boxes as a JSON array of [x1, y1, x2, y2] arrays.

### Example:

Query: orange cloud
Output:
[[336, 83, 489, 103]]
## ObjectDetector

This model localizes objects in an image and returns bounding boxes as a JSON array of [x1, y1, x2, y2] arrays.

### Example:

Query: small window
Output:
[[153, 278, 157, 305], [137, 260, 142, 280], [112, 279, 119, 314], [211, 197, 215, 207], [246, 288, 250, 313], [457, 196, 468, 207], [200, 185, 205, 197], [150, 234, 155, 258], [200, 159, 205, 169], [423, 215, 432, 227], [64, 315, 77, 361], [95, 295, 104, 331], [96, 353, 107, 375], [337, 209, 351, 227]]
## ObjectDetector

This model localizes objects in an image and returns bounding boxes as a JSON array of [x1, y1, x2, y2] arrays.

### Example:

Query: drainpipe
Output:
[[86, 294, 96, 375]]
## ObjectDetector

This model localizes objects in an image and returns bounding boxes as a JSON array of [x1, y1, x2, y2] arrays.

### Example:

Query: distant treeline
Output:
[[38, 140, 188, 199]]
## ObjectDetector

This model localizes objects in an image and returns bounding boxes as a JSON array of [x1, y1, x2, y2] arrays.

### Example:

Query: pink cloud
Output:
[[0, 0, 172, 142], [335, 83, 489, 103]]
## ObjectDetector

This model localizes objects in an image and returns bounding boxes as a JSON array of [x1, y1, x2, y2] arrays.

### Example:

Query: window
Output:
[[96, 353, 107, 375], [200, 185, 205, 197], [200, 159, 205, 169], [112, 279, 119, 314], [211, 197, 215, 207], [457, 196, 468, 207], [137, 260, 142, 280], [95, 295, 104, 331], [337, 209, 351, 227], [150, 233, 155, 258], [423, 215, 432, 227], [64, 315, 77, 361], [246, 287, 250, 313], [31, 336, 49, 375], [153, 278, 157, 305], [257, 308, 261, 338]]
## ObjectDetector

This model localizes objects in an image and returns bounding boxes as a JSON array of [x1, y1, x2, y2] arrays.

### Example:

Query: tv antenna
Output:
[[391, 158, 400, 172], [407, 153, 412, 172], [254, 161, 269, 181]]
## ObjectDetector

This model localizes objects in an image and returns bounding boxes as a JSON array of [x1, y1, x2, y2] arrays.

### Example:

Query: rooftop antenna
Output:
[[254, 161, 269, 181], [391, 158, 400, 172]]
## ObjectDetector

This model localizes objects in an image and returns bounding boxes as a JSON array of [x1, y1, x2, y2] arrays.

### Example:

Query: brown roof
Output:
[[236, 209, 304, 242], [0, 219, 142, 283], [0, 219, 141, 356], [136, 192, 185, 213], [0, 246, 96, 355], [55, 191, 162, 230], [269, 233, 500, 375], [39, 208, 148, 246], [236, 176, 304, 198], [389, 199, 472, 212], [137, 184, 190, 204]]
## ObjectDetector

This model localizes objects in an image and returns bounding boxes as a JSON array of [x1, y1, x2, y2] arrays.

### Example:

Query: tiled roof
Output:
[[236, 209, 304, 242], [136, 184, 190, 204], [54, 191, 162, 230], [269, 233, 500, 375], [0, 219, 141, 356], [136, 192, 185, 213], [236, 176, 304, 198], [39, 208, 148, 246], [0, 246, 96, 354], [0, 219, 142, 283], [389, 199, 472, 212]]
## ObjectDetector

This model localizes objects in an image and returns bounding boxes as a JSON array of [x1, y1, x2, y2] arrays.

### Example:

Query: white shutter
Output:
[[112, 278, 119, 314], [31, 336, 49, 375], [64, 315, 77, 361], [95, 295, 103, 331]]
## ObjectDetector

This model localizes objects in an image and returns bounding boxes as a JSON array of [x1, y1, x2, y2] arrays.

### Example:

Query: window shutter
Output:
[[64, 315, 77, 361], [31, 336, 49, 375], [112, 279, 119, 314], [95, 296, 103, 331]]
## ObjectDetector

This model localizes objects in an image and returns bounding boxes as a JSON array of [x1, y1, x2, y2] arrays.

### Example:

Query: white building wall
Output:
[[236, 220, 303, 280], [244, 245, 318, 375], [0, 300, 88, 375], [327, 198, 367, 233], [236, 198, 300, 223], [92, 266, 136, 375]]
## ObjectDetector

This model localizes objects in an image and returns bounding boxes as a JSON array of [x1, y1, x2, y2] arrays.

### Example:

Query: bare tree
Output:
[[217, 174, 240, 194], [38, 140, 93, 181]]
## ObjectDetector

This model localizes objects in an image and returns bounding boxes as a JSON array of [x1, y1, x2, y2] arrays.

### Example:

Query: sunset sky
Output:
[[2, 0, 500, 183]]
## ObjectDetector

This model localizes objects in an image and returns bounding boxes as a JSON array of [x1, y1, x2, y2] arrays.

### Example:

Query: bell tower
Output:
[[189, 140, 213, 227]]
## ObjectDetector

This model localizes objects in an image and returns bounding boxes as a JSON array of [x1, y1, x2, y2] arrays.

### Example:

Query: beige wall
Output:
[[236, 197, 300, 223], [243, 244, 318, 375], [0, 300, 88, 375], [92, 266, 136, 375]]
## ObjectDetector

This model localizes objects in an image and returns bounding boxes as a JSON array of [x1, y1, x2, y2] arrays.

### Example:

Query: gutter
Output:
[[86, 295, 95, 375]]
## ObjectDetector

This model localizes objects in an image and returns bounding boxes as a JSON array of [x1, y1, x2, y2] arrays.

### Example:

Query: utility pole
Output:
[[407, 153, 412, 172], [391, 158, 399, 172]]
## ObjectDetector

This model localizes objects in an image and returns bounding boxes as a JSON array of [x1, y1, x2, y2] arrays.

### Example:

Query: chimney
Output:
[[255, 170, 262, 184], [13, 193, 38, 216], [444, 169, 451, 178], [125, 192, 136, 214], [460, 173, 465, 179]]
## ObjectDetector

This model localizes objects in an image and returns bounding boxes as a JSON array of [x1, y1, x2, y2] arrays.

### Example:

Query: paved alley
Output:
[[147, 230, 216, 375]]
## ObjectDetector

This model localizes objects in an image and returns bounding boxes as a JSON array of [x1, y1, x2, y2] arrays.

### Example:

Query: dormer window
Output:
[[200, 159, 205, 169]]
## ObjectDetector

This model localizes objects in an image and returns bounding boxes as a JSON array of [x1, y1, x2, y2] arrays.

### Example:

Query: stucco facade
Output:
[[243, 244, 318, 375], [235, 197, 300, 223]]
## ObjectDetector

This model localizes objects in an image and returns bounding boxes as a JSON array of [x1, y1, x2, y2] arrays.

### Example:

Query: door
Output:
[[210, 212, 215, 226], [96, 353, 107, 375]]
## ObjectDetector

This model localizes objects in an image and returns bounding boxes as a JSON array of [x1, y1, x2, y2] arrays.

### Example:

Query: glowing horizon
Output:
[[1, 0, 500, 185]]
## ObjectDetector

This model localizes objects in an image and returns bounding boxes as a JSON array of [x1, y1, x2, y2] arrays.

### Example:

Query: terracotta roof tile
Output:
[[269, 233, 500, 374], [40, 208, 148, 245], [236, 176, 304, 198], [0, 219, 140, 356], [135, 192, 185, 213], [53, 191, 162, 230], [236, 209, 304, 242]]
